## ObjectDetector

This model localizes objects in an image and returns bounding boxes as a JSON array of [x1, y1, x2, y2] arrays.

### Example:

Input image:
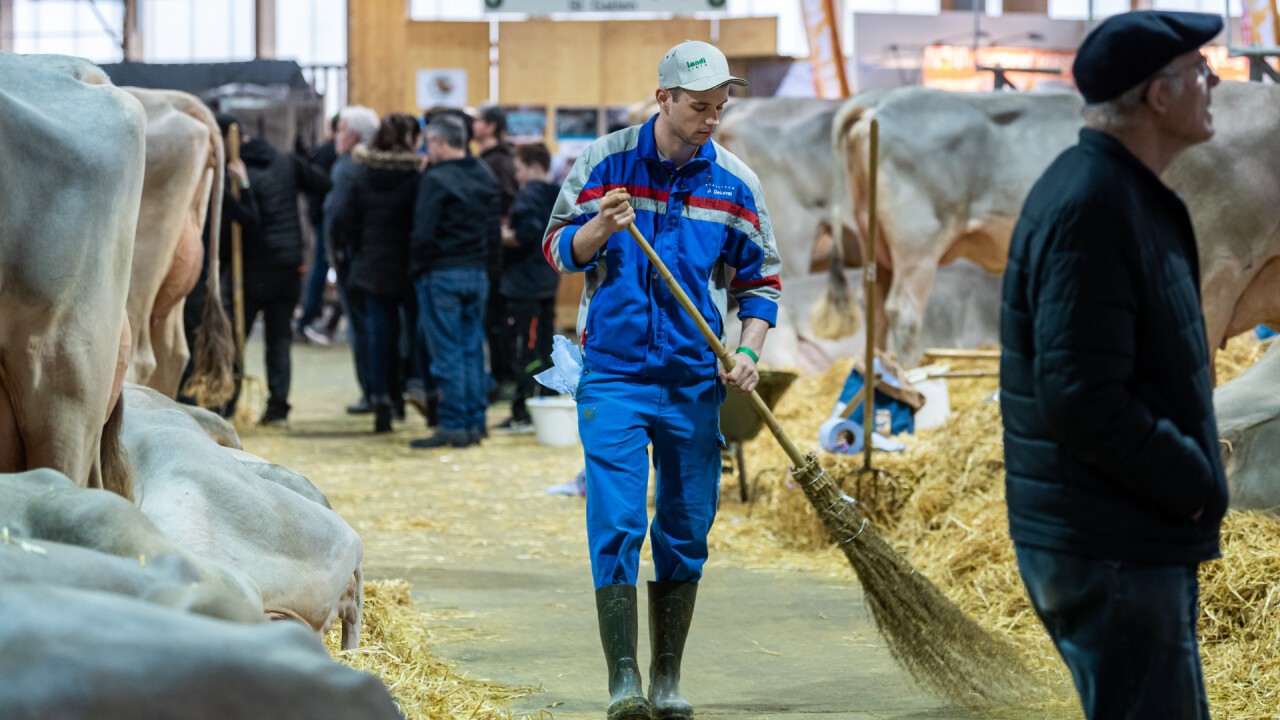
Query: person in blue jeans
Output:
[[408, 115, 500, 449], [999, 12, 1228, 720], [544, 41, 780, 720]]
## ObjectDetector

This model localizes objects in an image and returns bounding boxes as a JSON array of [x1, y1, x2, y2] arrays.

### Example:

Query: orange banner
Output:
[[800, 0, 851, 98]]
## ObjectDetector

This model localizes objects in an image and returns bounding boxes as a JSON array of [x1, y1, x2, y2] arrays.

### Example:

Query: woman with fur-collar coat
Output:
[[329, 113, 423, 432]]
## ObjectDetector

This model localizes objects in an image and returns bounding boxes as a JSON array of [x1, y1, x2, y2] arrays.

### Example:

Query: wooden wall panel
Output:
[[499, 20, 604, 106], [717, 16, 777, 58], [404, 21, 492, 111], [599, 18, 711, 105], [347, 0, 407, 114]]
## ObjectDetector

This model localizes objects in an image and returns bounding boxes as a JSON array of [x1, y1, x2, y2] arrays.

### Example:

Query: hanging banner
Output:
[[799, 0, 851, 98]]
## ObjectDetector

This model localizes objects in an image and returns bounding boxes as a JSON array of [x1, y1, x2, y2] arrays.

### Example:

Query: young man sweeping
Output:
[[542, 40, 781, 720]]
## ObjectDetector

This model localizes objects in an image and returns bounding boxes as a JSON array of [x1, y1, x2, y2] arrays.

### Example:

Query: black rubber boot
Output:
[[648, 581, 698, 720], [595, 585, 651, 720]]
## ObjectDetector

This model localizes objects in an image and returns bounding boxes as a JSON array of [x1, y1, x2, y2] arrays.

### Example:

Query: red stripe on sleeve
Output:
[[730, 274, 781, 292]]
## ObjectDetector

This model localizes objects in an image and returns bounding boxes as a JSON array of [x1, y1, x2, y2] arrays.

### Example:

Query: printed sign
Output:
[[416, 69, 468, 109]]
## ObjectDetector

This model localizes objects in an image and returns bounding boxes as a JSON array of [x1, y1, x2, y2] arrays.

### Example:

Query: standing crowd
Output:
[[187, 104, 562, 448]]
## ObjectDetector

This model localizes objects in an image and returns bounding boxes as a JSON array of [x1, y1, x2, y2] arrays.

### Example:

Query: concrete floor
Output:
[[246, 340, 1073, 720]]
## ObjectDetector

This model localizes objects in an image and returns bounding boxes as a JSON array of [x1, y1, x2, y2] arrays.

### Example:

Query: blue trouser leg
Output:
[[578, 370, 724, 588], [465, 271, 490, 432], [364, 294, 401, 405], [1015, 544, 1209, 720], [650, 377, 724, 583], [297, 226, 329, 330], [419, 268, 487, 432], [336, 262, 370, 401]]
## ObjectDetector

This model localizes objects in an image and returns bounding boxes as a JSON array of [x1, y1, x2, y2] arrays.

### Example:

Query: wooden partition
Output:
[[349, 6, 777, 115]]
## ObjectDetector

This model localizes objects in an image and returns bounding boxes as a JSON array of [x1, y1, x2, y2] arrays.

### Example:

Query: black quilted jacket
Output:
[[999, 128, 1227, 565]]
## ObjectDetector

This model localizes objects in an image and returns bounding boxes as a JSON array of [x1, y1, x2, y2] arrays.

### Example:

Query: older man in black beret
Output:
[[1000, 11, 1226, 719]]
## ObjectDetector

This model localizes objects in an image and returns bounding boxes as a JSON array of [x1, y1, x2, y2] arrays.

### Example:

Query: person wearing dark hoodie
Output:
[[330, 113, 422, 433], [229, 131, 331, 426], [495, 142, 560, 433], [409, 115, 501, 449]]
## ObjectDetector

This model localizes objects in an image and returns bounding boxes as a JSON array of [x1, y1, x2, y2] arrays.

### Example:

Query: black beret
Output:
[[1073, 11, 1223, 105]]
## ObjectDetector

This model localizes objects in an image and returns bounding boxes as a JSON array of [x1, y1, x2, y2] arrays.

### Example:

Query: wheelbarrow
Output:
[[720, 370, 797, 501]]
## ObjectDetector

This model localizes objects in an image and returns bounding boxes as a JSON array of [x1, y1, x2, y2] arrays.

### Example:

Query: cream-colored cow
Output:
[[0, 52, 145, 497], [123, 88, 234, 405]]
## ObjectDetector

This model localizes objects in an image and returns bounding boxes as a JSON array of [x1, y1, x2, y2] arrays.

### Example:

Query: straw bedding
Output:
[[738, 335, 1280, 717], [324, 579, 537, 720]]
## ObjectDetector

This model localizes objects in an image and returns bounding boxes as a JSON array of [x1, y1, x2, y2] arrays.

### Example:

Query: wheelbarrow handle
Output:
[[624, 223, 807, 468]]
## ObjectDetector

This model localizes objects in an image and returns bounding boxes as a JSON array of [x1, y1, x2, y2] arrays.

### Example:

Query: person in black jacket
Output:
[[179, 112, 260, 409], [409, 116, 501, 449], [331, 113, 423, 433], [494, 142, 560, 433], [999, 12, 1226, 719], [227, 132, 331, 426], [475, 105, 519, 394]]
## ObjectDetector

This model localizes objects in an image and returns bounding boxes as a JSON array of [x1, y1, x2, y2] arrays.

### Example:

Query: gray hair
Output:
[[1083, 63, 1186, 132], [339, 105, 379, 144], [425, 116, 467, 150]]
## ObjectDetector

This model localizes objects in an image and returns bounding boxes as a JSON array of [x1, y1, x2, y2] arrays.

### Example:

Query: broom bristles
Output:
[[792, 453, 1048, 707]]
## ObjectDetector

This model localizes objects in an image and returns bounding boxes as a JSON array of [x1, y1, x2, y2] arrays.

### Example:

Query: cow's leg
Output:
[[147, 306, 190, 398], [340, 563, 363, 650], [101, 320, 133, 498], [0, 365, 24, 473], [884, 260, 940, 367]]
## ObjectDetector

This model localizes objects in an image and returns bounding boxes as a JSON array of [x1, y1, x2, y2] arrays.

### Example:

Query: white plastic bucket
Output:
[[527, 396, 580, 447], [914, 378, 952, 430]]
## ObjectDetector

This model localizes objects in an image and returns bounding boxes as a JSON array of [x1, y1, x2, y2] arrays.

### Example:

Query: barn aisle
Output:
[[236, 340, 1063, 720]]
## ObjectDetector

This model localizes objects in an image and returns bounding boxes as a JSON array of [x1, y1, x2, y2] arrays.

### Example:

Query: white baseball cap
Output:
[[657, 40, 749, 92]]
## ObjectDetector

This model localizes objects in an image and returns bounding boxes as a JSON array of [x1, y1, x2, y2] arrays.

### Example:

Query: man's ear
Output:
[[1145, 76, 1172, 116], [655, 87, 671, 113]]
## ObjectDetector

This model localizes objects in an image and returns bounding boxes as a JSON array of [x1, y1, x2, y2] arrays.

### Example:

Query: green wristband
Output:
[[735, 346, 759, 363]]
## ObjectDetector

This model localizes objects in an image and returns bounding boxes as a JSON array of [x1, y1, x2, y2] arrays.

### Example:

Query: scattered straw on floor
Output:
[[325, 579, 536, 720], [730, 333, 1280, 717]]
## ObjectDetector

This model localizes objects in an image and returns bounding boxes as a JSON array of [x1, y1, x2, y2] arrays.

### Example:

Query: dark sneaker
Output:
[[258, 405, 289, 428], [409, 430, 471, 449], [346, 398, 374, 415]]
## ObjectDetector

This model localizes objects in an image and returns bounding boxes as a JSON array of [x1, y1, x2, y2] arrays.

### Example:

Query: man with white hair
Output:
[[1000, 11, 1227, 718], [324, 105, 381, 416]]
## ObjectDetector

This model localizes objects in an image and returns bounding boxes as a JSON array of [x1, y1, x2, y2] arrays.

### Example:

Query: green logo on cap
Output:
[[687, 58, 707, 70]]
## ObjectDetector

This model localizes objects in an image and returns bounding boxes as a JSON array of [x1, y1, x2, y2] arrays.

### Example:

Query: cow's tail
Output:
[[340, 562, 364, 650], [808, 98, 867, 340], [182, 102, 236, 408], [100, 396, 133, 501]]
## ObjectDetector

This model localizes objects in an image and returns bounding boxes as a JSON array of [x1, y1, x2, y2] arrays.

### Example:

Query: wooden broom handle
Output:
[[624, 223, 807, 467]]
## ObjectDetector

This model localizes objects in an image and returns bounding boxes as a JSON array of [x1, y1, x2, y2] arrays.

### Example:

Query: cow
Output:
[[121, 385, 365, 649], [716, 96, 1003, 371], [122, 88, 234, 406], [1214, 341, 1280, 511], [0, 52, 146, 497], [834, 82, 1280, 366], [0, 468, 263, 621], [124, 383, 242, 449], [0, 584, 400, 720]]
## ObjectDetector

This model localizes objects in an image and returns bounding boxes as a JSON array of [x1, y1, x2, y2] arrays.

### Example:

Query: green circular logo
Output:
[[708, 0, 726, 7], [485, 0, 502, 8]]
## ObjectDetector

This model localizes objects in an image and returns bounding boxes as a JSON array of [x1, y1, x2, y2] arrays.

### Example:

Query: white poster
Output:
[[484, 0, 726, 13], [416, 69, 468, 109]]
